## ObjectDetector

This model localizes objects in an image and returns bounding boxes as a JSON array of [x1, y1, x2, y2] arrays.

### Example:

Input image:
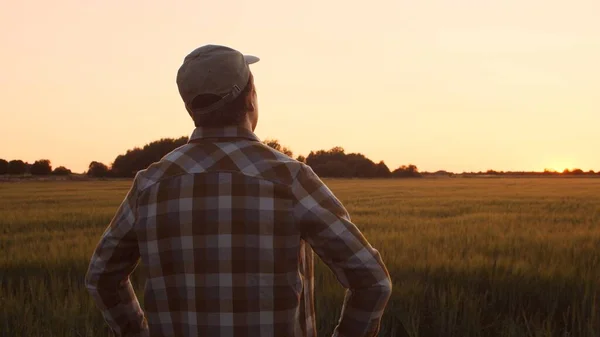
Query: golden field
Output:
[[1, 178, 599, 336]]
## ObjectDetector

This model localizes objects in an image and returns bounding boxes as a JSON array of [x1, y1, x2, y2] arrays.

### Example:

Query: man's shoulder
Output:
[[133, 141, 308, 192], [132, 143, 195, 192], [237, 141, 306, 185]]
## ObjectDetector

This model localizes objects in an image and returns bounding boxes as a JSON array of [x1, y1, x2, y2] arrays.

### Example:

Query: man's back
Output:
[[135, 127, 316, 336]]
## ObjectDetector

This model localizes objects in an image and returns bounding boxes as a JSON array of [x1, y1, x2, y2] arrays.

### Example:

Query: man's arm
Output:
[[292, 164, 392, 337], [85, 178, 147, 336]]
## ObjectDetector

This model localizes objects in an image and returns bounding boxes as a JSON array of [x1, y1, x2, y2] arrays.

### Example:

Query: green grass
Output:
[[1, 178, 600, 336]]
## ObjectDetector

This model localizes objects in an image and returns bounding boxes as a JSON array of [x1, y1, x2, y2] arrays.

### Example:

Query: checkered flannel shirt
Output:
[[85, 126, 392, 337]]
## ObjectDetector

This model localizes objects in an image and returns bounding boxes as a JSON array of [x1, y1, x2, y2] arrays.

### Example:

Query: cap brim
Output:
[[244, 55, 260, 64]]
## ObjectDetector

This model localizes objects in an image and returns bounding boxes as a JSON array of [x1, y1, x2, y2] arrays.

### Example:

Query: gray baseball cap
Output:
[[176, 44, 259, 115]]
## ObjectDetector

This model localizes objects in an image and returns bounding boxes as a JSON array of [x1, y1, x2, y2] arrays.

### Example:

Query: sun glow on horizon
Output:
[[544, 160, 576, 173]]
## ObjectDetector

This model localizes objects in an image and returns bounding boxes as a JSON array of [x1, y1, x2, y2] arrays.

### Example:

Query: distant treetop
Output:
[[31, 159, 52, 175], [262, 139, 293, 157], [0, 159, 8, 175], [111, 137, 189, 177]]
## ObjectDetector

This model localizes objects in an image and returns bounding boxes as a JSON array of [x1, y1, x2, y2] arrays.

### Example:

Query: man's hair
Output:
[[189, 73, 254, 128]]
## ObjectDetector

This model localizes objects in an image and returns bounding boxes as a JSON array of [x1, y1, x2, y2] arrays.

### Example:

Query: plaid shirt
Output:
[[85, 126, 392, 337]]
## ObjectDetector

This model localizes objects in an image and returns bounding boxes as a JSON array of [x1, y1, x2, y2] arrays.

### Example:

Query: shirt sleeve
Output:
[[292, 164, 393, 337], [85, 178, 148, 337]]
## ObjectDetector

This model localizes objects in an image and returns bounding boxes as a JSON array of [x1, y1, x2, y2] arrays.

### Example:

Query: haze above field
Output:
[[1, 0, 599, 174]]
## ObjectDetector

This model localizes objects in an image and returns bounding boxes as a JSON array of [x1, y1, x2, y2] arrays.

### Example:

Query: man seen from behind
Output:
[[85, 44, 392, 337]]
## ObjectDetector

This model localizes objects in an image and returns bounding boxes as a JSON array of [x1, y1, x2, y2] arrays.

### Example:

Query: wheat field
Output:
[[1, 178, 599, 337]]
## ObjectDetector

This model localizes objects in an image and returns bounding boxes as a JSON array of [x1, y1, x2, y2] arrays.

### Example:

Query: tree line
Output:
[[79, 137, 421, 179], [0, 159, 71, 176], [2, 137, 598, 178]]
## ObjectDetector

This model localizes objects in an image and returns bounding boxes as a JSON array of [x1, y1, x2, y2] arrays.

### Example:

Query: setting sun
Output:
[[544, 160, 576, 173]]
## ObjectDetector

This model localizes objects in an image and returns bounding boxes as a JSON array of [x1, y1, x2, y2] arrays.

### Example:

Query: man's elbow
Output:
[[353, 271, 393, 300], [84, 267, 99, 293], [377, 274, 393, 299]]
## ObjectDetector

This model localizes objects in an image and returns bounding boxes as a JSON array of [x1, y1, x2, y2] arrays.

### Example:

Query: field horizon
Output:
[[2, 172, 600, 183]]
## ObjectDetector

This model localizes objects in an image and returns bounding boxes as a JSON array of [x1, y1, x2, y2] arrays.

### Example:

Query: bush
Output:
[[30, 160, 52, 175], [0, 159, 8, 175], [571, 168, 584, 175], [52, 166, 72, 176], [7, 160, 27, 175], [392, 164, 421, 178], [87, 161, 110, 178]]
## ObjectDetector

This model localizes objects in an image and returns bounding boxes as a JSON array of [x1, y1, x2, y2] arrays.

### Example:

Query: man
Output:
[[85, 44, 392, 337]]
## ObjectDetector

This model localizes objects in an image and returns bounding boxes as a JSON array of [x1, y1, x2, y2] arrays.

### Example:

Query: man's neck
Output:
[[239, 119, 254, 132]]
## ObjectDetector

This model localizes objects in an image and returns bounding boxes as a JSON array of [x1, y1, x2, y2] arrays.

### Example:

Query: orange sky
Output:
[[1, 0, 599, 173]]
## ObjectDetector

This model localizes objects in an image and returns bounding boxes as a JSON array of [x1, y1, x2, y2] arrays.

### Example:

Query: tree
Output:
[[111, 137, 188, 177], [375, 161, 391, 177], [262, 139, 293, 157], [304, 147, 384, 178], [392, 164, 421, 178], [571, 168, 584, 175], [87, 161, 110, 177], [30, 159, 52, 175], [0, 159, 8, 175], [314, 160, 353, 178], [52, 166, 72, 175], [346, 153, 378, 177], [296, 155, 306, 163], [281, 147, 293, 157], [7, 160, 27, 175], [306, 147, 347, 175], [330, 146, 345, 154]]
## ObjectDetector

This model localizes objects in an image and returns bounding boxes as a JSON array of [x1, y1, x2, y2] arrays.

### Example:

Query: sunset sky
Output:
[[1, 0, 599, 174]]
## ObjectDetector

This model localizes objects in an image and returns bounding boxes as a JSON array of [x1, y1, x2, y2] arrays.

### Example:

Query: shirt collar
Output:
[[188, 126, 261, 143]]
